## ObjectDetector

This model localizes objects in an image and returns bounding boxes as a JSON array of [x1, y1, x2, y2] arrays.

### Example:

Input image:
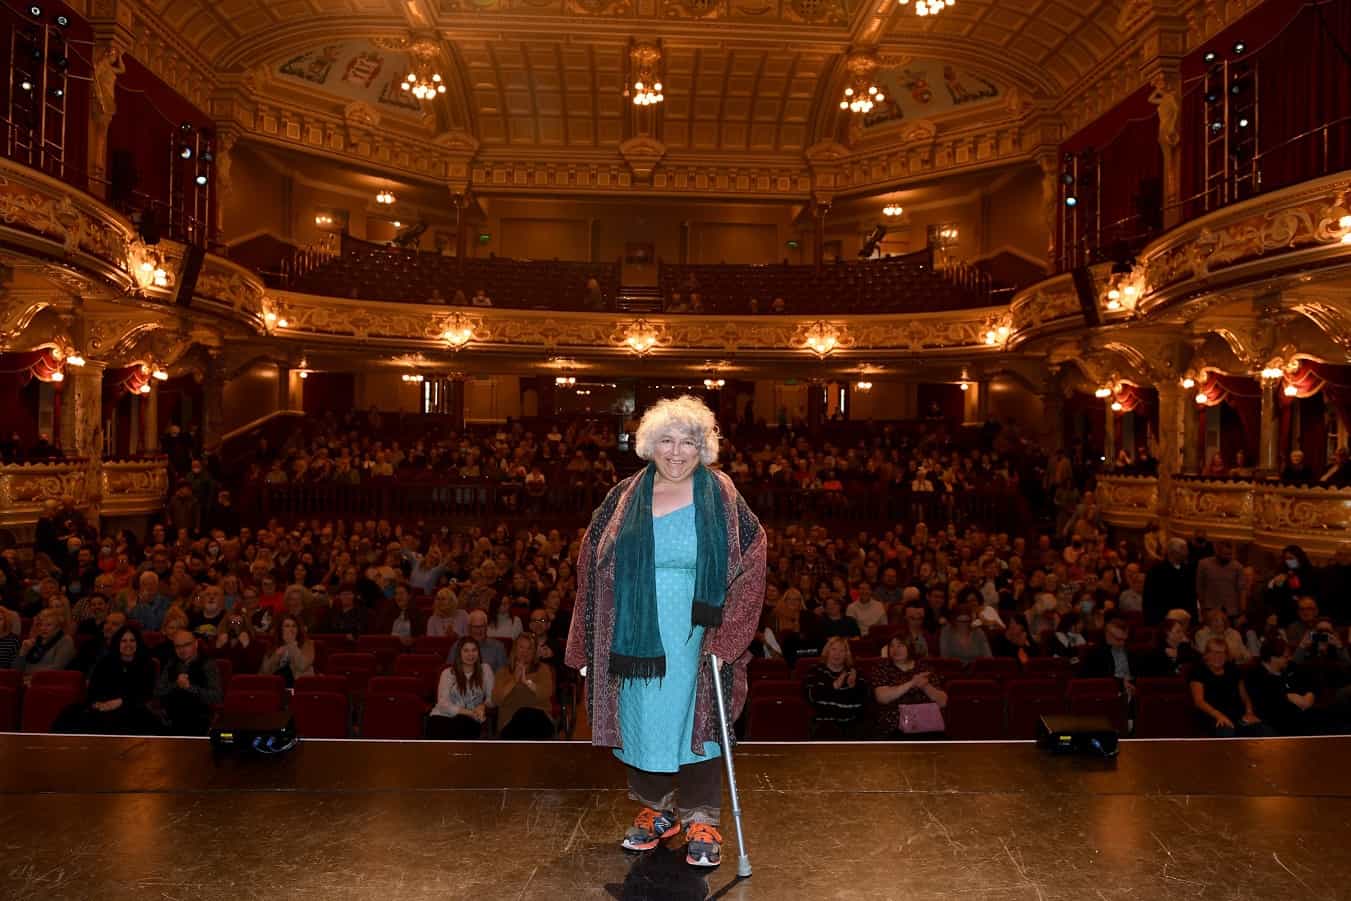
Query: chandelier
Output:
[[898, 0, 954, 16], [801, 320, 843, 358], [555, 375, 576, 387], [840, 50, 885, 115], [619, 319, 664, 356], [883, 204, 904, 217], [856, 380, 873, 392], [841, 83, 884, 114], [629, 42, 665, 107], [702, 377, 725, 389], [401, 36, 447, 101], [375, 190, 396, 205], [401, 373, 425, 383], [441, 313, 476, 349]]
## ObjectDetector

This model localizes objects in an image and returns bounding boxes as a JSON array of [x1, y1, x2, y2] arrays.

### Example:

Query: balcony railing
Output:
[[1097, 474, 1351, 558]]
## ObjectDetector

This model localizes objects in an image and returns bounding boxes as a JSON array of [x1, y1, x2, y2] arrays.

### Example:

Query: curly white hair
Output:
[[633, 395, 721, 466]]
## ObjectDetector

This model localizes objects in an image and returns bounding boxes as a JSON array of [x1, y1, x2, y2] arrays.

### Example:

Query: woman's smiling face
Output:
[[653, 430, 699, 484]]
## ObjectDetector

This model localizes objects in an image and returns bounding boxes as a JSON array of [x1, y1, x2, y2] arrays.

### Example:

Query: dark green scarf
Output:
[[611, 463, 729, 680]]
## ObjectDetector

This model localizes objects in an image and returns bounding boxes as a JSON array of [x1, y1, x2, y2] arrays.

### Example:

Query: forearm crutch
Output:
[[708, 652, 752, 878]]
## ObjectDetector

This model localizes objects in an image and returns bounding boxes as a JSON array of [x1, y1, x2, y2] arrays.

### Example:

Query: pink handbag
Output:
[[898, 702, 945, 735]]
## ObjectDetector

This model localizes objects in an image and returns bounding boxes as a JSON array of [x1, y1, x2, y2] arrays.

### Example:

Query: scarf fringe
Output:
[[610, 653, 667, 680]]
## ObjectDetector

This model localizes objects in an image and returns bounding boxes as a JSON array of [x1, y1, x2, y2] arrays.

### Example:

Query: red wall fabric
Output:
[[1180, 0, 1351, 213], [1059, 86, 1163, 264], [106, 55, 214, 243], [0, 2, 92, 191]]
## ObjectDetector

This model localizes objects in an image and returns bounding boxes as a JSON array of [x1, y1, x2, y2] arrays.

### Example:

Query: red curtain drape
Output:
[[1180, 0, 1351, 213], [1197, 371, 1261, 463]]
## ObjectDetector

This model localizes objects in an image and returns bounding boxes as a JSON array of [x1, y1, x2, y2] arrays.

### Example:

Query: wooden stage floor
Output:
[[2, 733, 1348, 901]]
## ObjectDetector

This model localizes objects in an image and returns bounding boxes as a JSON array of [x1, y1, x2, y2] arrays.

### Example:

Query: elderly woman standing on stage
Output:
[[567, 395, 765, 869]]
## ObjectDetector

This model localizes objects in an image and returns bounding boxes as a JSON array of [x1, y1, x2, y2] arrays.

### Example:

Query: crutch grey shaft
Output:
[[708, 652, 752, 878]]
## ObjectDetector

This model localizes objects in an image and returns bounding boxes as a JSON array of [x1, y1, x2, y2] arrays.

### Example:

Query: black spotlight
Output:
[[179, 121, 194, 133], [1205, 90, 1219, 104], [28, 5, 42, 17], [1065, 196, 1079, 208], [1202, 50, 1217, 64], [19, 79, 33, 92], [200, 149, 214, 163], [1237, 116, 1251, 128], [1210, 119, 1224, 134], [55, 14, 69, 27], [194, 173, 208, 186], [50, 54, 68, 71], [49, 86, 63, 98], [178, 145, 193, 160], [1232, 40, 1246, 55]]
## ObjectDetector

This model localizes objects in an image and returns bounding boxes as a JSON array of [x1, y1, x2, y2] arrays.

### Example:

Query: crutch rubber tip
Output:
[[737, 856, 752, 878]]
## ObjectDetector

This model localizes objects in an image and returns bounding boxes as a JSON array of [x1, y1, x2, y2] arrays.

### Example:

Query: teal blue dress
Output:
[[614, 503, 722, 773]]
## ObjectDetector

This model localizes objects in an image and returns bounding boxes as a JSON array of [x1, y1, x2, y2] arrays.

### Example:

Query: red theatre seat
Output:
[[30, 669, 87, 703], [0, 685, 18, 731], [325, 652, 379, 696], [223, 689, 283, 716], [291, 690, 350, 739], [21, 686, 78, 733], [295, 675, 351, 696], [1066, 678, 1128, 733], [920, 657, 968, 681], [750, 679, 804, 700], [792, 657, 822, 681], [1004, 678, 1066, 740], [969, 657, 1021, 684], [748, 658, 790, 683], [361, 691, 428, 739], [943, 679, 1005, 740], [357, 635, 405, 673], [413, 635, 456, 659], [746, 696, 811, 740], [392, 655, 443, 699], [1134, 677, 1195, 738], [229, 674, 286, 702]]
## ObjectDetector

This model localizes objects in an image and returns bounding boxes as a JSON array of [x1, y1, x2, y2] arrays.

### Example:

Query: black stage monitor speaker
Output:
[[1037, 713, 1119, 758], [175, 244, 206, 307], [209, 710, 297, 755], [1071, 265, 1101, 327]]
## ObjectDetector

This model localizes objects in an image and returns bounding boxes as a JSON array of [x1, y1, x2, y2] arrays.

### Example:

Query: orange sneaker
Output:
[[685, 823, 722, 867], [621, 807, 680, 852]]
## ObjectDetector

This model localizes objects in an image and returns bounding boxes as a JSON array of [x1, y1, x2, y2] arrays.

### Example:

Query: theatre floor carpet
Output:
[[2, 733, 1348, 901]]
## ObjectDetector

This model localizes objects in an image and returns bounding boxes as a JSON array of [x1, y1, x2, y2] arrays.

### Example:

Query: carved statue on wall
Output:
[[1147, 73, 1180, 149], [93, 45, 127, 120]]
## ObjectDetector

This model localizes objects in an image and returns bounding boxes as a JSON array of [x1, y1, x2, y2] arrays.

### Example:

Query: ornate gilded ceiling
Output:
[[102, 0, 1260, 194]]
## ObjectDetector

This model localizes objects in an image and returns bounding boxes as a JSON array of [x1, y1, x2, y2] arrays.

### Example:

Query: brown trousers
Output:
[[625, 757, 723, 826]]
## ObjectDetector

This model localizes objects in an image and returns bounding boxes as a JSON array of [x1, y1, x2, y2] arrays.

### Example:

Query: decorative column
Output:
[[1259, 374, 1279, 475], [812, 199, 830, 272], [202, 351, 225, 453], [87, 43, 126, 200], [141, 388, 159, 452], [452, 191, 469, 275], [1104, 398, 1117, 463], [59, 360, 106, 459], [1182, 389, 1200, 474]]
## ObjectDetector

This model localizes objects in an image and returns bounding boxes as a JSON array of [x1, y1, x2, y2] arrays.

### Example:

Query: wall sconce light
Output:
[[703, 378, 726, 389], [1094, 386, 1112, 398], [1110, 400, 1123, 411], [298, 370, 309, 379], [1260, 365, 1285, 380], [376, 190, 396, 205], [1181, 376, 1196, 389], [401, 373, 425, 383], [49, 369, 64, 382], [555, 375, 576, 387], [620, 319, 663, 356], [1195, 391, 1208, 404], [151, 367, 169, 381], [856, 381, 873, 392], [138, 382, 152, 394]]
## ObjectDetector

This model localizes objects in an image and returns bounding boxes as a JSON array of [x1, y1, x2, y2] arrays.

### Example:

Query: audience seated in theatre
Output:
[[1322, 447, 1351, 486], [804, 637, 869, 739], [372, 584, 425, 647], [990, 614, 1039, 663], [1243, 637, 1342, 736], [845, 581, 887, 633], [428, 637, 495, 739], [1285, 596, 1322, 647], [1281, 450, 1316, 484], [188, 584, 229, 640], [71, 610, 128, 674], [155, 630, 223, 735], [1080, 614, 1142, 697], [260, 614, 316, 685], [0, 607, 19, 669], [1292, 618, 1350, 666], [12, 609, 75, 680], [485, 594, 522, 641], [526, 606, 563, 666], [426, 587, 466, 638], [1264, 545, 1318, 626], [54, 626, 159, 735], [126, 571, 170, 631], [326, 586, 368, 639], [1146, 617, 1199, 677], [1189, 638, 1270, 738], [871, 635, 948, 740], [449, 610, 509, 672], [1193, 608, 1251, 665], [938, 603, 990, 663], [212, 610, 265, 676], [492, 633, 555, 739]]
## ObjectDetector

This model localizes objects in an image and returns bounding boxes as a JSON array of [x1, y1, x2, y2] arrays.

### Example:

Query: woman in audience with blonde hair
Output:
[[493, 632, 556, 739], [804, 636, 868, 738], [13, 609, 75, 679], [425, 587, 465, 638], [261, 613, 316, 684]]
